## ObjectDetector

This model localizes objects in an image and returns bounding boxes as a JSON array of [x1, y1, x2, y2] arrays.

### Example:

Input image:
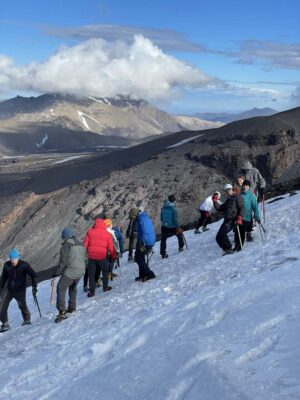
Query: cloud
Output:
[[228, 40, 300, 70], [291, 86, 300, 103], [43, 24, 205, 53], [0, 35, 215, 100]]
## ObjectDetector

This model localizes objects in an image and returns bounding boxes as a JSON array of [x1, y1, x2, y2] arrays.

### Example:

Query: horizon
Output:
[[0, 0, 299, 113]]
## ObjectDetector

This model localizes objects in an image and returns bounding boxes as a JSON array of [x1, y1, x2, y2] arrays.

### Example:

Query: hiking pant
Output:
[[88, 259, 109, 293], [160, 226, 184, 256], [128, 233, 137, 258], [234, 220, 252, 249], [135, 243, 156, 280], [196, 210, 211, 230], [57, 275, 80, 312], [83, 266, 100, 288], [216, 220, 235, 251], [0, 289, 30, 323]]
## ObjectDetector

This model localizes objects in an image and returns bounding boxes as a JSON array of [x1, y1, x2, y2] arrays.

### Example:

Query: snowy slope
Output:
[[0, 193, 300, 400]]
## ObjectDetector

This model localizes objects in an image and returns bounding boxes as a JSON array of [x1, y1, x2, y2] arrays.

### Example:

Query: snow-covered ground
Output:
[[0, 193, 300, 400]]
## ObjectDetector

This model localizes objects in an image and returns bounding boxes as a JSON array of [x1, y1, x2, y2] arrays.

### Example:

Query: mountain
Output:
[[173, 115, 224, 130], [1, 193, 300, 400], [0, 93, 188, 155], [0, 106, 299, 271], [195, 107, 277, 123]]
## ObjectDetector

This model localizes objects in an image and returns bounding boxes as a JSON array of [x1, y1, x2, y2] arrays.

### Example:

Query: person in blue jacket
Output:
[[160, 194, 184, 259], [235, 179, 260, 251]]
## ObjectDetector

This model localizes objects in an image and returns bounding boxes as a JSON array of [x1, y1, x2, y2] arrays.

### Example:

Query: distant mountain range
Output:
[[0, 93, 222, 155], [195, 107, 277, 123]]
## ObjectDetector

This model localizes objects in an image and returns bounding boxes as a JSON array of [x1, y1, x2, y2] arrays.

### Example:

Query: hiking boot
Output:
[[179, 247, 184, 253], [22, 319, 31, 326], [55, 311, 68, 323], [223, 249, 234, 256], [246, 232, 253, 242], [202, 227, 209, 232], [194, 229, 201, 234], [233, 245, 242, 252], [161, 254, 169, 259], [0, 322, 10, 332], [103, 286, 112, 292], [83, 286, 89, 293], [135, 276, 142, 281], [112, 272, 118, 277], [87, 291, 95, 297], [66, 307, 76, 314], [128, 256, 134, 262], [142, 275, 156, 282]]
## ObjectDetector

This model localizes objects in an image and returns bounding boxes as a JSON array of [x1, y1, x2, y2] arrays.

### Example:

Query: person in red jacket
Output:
[[83, 218, 117, 297]]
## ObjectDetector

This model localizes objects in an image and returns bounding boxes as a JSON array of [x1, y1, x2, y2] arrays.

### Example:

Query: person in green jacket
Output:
[[55, 227, 88, 323], [235, 180, 260, 251]]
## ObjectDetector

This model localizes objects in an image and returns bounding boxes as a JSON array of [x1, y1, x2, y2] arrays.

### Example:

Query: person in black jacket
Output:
[[126, 208, 139, 262], [0, 249, 37, 331], [213, 184, 245, 255]]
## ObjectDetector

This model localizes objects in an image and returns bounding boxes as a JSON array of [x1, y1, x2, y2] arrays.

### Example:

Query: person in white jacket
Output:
[[194, 191, 221, 234]]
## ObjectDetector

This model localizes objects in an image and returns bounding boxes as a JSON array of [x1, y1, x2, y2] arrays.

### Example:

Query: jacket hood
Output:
[[242, 161, 253, 170], [163, 200, 175, 207], [93, 219, 106, 229]]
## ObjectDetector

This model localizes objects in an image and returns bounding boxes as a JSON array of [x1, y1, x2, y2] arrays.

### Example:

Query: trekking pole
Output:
[[34, 295, 42, 318], [260, 222, 267, 235], [182, 232, 188, 250], [50, 278, 56, 306], [262, 195, 266, 224], [236, 224, 243, 250]]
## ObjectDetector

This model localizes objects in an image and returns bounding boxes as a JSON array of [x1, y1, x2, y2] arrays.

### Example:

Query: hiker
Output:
[[104, 219, 121, 280], [233, 175, 245, 195], [160, 194, 185, 259], [84, 218, 116, 297], [235, 180, 260, 249], [126, 208, 139, 262], [213, 184, 245, 255], [54, 228, 88, 323], [194, 191, 221, 234], [238, 161, 266, 198], [0, 249, 37, 332], [135, 210, 156, 282]]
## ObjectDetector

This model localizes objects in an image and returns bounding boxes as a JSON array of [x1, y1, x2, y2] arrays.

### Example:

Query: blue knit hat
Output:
[[61, 227, 74, 240], [9, 249, 20, 260]]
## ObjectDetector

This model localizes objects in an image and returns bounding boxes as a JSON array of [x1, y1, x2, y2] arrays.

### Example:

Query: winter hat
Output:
[[168, 194, 176, 202], [9, 248, 20, 260], [224, 183, 233, 191], [242, 179, 251, 187], [129, 208, 139, 219], [104, 218, 112, 227], [214, 191, 221, 199], [241, 160, 252, 170], [61, 227, 74, 240]]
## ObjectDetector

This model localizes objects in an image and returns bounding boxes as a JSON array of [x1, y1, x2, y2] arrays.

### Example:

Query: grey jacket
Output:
[[56, 237, 88, 280], [239, 161, 266, 196]]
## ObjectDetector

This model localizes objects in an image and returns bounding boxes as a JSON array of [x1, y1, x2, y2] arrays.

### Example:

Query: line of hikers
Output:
[[0, 160, 266, 330]]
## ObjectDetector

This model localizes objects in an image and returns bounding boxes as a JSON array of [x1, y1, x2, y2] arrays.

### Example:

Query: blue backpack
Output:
[[138, 212, 156, 247]]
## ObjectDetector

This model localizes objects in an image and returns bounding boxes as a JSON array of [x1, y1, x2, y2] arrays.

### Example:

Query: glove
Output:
[[259, 187, 265, 195], [256, 218, 261, 224], [32, 287, 38, 296], [204, 211, 210, 218], [140, 243, 147, 253], [236, 215, 243, 225]]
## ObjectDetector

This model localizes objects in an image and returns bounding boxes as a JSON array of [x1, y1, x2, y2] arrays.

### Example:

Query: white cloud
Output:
[[0, 35, 214, 100]]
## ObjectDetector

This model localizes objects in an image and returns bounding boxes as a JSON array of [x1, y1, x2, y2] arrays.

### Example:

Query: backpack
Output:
[[138, 212, 156, 247]]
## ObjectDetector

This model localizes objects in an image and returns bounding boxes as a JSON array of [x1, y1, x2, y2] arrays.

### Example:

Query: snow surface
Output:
[[0, 193, 300, 400], [167, 134, 204, 149], [53, 155, 87, 165], [36, 134, 48, 148]]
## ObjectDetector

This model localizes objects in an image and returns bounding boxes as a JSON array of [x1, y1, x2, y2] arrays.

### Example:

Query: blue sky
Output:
[[0, 0, 299, 113]]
